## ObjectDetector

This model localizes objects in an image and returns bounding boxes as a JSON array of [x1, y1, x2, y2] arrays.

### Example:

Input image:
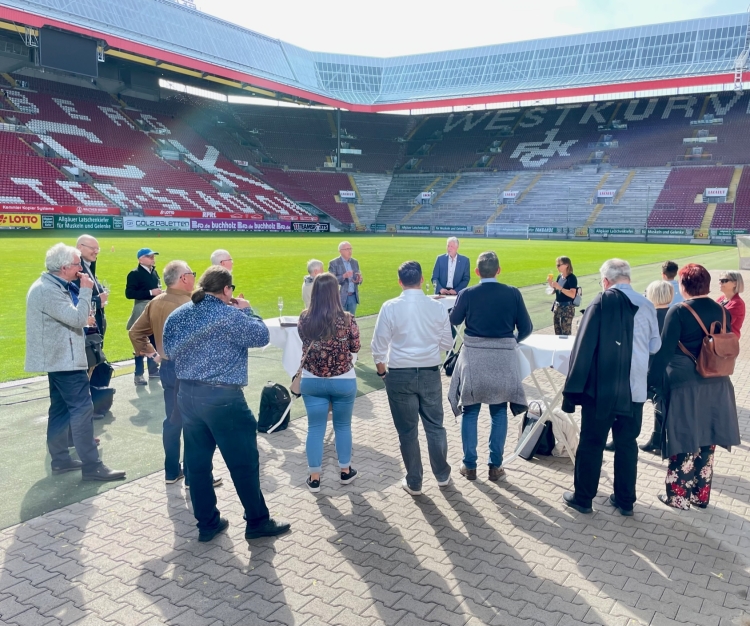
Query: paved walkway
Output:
[[2, 276, 750, 625]]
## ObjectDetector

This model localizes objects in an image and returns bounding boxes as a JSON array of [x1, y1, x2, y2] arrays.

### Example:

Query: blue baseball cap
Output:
[[136, 248, 159, 258]]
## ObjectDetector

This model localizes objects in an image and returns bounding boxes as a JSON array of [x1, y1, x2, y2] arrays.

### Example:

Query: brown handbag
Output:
[[678, 301, 739, 378]]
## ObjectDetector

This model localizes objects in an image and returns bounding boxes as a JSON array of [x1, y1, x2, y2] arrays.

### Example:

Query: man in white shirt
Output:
[[371, 261, 454, 496]]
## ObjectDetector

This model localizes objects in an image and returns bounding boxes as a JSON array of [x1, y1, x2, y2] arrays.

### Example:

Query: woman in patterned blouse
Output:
[[298, 273, 361, 493]]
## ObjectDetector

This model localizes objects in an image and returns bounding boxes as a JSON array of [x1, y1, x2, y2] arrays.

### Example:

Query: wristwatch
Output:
[[377, 370, 387, 378]]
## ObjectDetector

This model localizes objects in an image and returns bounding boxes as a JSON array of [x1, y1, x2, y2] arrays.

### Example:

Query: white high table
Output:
[[429, 295, 461, 349], [502, 334, 581, 465]]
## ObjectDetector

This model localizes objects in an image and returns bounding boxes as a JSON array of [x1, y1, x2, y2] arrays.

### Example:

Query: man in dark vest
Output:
[[125, 248, 161, 385]]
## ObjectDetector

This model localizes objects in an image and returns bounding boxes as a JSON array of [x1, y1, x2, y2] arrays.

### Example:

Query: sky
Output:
[[198, 0, 749, 58]]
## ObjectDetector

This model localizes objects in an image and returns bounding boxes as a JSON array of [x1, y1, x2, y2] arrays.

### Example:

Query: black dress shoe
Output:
[[82, 464, 126, 482], [608, 494, 634, 516], [604, 440, 615, 452], [639, 433, 661, 453], [562, 491, 593, 514], [198, 517, 229, 542], [245, 518, 291, 541], [52, 460, 83, 474]]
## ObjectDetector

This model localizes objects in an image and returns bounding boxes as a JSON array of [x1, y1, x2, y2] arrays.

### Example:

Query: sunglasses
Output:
[[719, 278, 734, 284], [230, 284, 236, 291]]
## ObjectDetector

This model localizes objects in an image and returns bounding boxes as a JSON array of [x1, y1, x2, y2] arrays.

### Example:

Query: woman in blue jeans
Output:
[[298, 273, 361, 492]]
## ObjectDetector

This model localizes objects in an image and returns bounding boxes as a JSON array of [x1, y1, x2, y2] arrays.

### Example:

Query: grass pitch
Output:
[[1, 231, 733, 381]]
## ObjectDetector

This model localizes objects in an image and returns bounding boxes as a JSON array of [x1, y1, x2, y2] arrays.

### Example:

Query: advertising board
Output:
[[143, 209, 265, 219], [370, 223, 387, 231], [433, 225, 470, 232], [190, 219, 292, 232], [597, 190, 616, 198], [642, 228, 688, 236], [124, 217, 191, 231], [502, 191, 518, 199], [0, 204, 121, 215], [291, 222, 330, 233], [340, 190, 356, 200], [0, 213, 42, 229], [397, 224, 431, 232], [705, 188, 728, 197], [44, 215, 123, 229], [590, 227, 635, 235]]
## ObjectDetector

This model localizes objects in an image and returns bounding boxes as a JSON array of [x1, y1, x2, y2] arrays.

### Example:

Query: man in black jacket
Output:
[[561, 263, 639, 515], [126, 248, 161, 385], [74, 235, 108, 337]]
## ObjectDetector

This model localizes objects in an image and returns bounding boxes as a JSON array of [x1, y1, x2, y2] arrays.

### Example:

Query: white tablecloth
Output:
[[518, 334, 575, 377], [429, 294, 457, 312], [264, 316, 357, 378]]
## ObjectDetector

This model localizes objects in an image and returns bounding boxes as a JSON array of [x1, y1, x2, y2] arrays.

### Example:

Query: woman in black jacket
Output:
[[648, 264, 740, 510]]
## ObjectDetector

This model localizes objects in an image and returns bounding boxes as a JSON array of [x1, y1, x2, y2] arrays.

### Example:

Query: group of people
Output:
[[25, 234, 745, 544]]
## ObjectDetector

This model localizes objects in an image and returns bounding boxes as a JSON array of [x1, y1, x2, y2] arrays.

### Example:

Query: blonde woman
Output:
[[547, 256, 577, 335], [639, 280, 673, 454], [716, 271, 745, 339]]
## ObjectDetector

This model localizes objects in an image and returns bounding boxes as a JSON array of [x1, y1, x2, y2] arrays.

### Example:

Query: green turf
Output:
[[0, 230, 733, 381]]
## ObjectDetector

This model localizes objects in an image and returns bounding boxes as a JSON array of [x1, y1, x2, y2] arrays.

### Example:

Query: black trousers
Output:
[[573, 402, 643, 509]]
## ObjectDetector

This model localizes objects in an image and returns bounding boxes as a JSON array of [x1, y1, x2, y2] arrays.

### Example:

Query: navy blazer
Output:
[[431, 253, 470, 293]]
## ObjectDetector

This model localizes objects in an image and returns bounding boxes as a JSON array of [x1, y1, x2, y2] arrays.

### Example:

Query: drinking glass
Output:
[[278, 297, 284, 316], [432, 280, 438, 295], [545, 272, 555, 295]]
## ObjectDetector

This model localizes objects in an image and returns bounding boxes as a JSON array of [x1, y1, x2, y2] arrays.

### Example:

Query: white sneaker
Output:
[[401, 477, 422, 496], [437, 476, 452, 489]]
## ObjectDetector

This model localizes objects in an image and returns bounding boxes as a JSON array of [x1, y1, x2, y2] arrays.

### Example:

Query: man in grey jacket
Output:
[[26, 243, 126, 482], [329, 241, 362, 315]]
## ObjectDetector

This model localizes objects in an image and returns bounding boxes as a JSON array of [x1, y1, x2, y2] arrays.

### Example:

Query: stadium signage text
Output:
[[291, 222, 330, 233], [502, 191, 518, 199], [590, 227, 636, 235], [597, 190, 616, 198], [398, 224, 431, 232], [370, 223, 387, 231], [716, 229, 748, 235], [528, 226, 563, 233], [434, 225, 470, 232], [0, 204, 121, 215], [143, 209, 265, 219], [124, 217, 191, 231], [190, 218, 292, 232], [340, 191, 356, 200], [705, 188, 728, 197], [641, 228, 688, 236], [44, 215, 124, 230], [0, 213, 42, 229]]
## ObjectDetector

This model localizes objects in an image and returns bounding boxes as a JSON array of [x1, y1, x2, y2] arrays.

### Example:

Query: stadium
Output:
[[1, 1, 750, 625]]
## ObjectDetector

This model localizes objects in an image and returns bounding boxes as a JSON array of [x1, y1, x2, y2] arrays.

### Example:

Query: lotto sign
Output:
[[0, 213, 41, 229], [124, 217, 191, 231]]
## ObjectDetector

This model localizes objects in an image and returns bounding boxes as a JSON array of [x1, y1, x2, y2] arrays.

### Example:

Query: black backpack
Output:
[[258, 382, 291, 433]]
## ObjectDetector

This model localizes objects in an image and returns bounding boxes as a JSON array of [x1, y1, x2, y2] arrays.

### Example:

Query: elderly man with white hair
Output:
[[431, 237, 470, 296], [561, 258, 660, 516], [26, 243, 126, 482], [74, 234, 108, 337], [329, 241, 362, 315], [210, 249, 233, 272], [302, 259, 324, 309]]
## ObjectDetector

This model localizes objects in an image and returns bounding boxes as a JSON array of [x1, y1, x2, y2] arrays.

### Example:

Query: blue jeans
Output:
[[178, 382, 269, 533], [47, 371, 101, 471], [160, 360, 183, 480], [134, 337, 158, 376], [384, 368, 451, 490], [344, 293, 358, 316], [461, 402, 508, 469], [300, 377, 357, 474]]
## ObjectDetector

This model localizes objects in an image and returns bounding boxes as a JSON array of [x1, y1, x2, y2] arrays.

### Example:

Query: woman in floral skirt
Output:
[[647, 264, 741, 510]]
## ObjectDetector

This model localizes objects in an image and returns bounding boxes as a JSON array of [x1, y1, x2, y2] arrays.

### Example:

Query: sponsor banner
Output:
[[46, 215, 123, 230], [292, 221, 330, 233], [190, 218, 292, 232], [124, 217, 191, 231], [370, 223, 387, 231], [0, 204, 120, 215], [528, 226, 563, 233], [473, 225, 485, 235], [716, 229, 748, 235], [143, 209, 266, 219], [575, 227, 589, 237], [419, 192, 432, 200], [293, 215, 319, 222], [340, 190, 356, 200], [0, 213, 42, 229], [705, 187, 728, 197], [434, 225, 470, 232], [693, 229, 710, 239], [398, 224, 431, 232], [641, 228, 688, 236], [597, 189, 616, 198], [502, 191, 518, 199], [340, 148, 362, 154], [591, 227, 635, 235]]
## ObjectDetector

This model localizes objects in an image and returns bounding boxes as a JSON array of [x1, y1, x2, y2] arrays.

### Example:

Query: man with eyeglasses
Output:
[[129, 260, 221, 487], [26, 243, 126, 482], [126, 248, 162, 385], [163, 265, 290, 543], [329, 241, 363, 315], [210, 249, 233, 273], [74, 235, 108, 337]]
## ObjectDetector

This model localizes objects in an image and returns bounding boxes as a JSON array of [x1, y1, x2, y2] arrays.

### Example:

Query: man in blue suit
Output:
[[431, 237, 470, 295]]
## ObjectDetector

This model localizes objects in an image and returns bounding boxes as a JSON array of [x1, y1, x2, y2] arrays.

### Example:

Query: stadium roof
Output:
[[0, 0, 748, 112]]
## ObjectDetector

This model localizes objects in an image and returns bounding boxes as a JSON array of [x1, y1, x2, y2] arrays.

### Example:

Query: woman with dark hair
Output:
[[298, 272, 361, 492], [547, 256, 578, 335], [648, 264, 741, 510]]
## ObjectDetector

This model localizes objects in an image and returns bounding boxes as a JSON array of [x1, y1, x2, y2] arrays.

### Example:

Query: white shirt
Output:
[[446, 255, 457, 289], [371, 289, 453, 368]]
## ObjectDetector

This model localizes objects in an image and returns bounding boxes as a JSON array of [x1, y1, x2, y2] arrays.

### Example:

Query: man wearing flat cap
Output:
[[126, 248, 162, 385]]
